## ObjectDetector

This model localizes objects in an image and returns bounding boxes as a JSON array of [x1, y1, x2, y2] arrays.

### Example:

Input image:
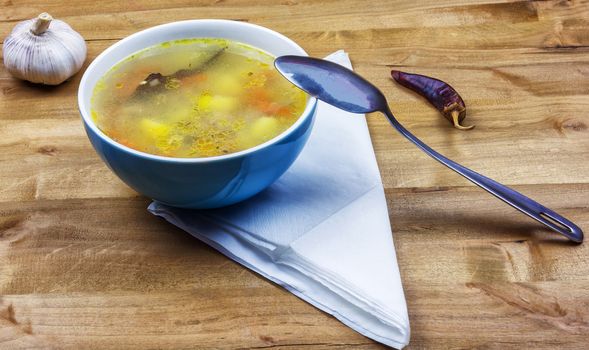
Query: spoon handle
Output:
[[382, 107, 583, 243]]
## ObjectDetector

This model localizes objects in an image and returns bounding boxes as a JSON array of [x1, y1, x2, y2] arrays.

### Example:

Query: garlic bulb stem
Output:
[[30, 12, 53, 35]]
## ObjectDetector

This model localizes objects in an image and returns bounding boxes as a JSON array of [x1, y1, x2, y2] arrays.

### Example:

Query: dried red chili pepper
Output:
[[391, 70, 474, 130]]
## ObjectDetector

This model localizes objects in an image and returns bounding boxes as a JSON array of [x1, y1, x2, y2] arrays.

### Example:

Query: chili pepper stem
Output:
[[450, 110, 475, 130]]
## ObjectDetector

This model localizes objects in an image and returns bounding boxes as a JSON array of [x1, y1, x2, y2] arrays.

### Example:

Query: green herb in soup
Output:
[[91, 38, 307, 158]]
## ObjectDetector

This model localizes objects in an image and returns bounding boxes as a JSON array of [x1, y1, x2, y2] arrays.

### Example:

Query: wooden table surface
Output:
[[1, 1, 588, 349]]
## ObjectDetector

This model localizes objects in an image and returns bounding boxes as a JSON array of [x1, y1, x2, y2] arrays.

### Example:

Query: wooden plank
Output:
[[4, 43, 589, 118], [0, 109, 587, 201], [0, 292, 382, 349], [2, 282, 588, 349], [404, 281, 589, 349], [1, 0, 534, 23], [387, 185, 589, 283], [0, 1, 548, 31], [0, 0, 589, 48]]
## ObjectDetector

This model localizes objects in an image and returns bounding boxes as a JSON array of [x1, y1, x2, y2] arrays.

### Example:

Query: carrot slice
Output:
[[246, 87, 275, 113], [276, 106, 292, 117], [245, 88, 293, 116]]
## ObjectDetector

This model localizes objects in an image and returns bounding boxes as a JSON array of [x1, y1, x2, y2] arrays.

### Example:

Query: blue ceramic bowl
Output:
[[78, 20, 317, 208]]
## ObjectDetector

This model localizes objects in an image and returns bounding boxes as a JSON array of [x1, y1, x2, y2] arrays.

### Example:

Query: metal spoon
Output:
[[274, 55, 583, 243]]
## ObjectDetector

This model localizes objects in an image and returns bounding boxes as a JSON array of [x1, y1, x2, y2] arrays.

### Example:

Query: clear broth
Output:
[[91, 38, 307, 158]]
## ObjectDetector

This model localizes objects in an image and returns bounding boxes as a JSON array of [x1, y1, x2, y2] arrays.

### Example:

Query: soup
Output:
[[91, 38, 307, 158]]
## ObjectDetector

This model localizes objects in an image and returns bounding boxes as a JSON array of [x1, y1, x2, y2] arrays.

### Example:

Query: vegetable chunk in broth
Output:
[[91, 38, 307, 158]]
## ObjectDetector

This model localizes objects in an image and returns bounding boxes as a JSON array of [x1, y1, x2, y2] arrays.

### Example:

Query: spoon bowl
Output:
[[274, 55, 385, 113]]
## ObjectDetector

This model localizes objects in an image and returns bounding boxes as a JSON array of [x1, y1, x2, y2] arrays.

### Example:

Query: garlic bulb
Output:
[[2, 13, 87, 85]]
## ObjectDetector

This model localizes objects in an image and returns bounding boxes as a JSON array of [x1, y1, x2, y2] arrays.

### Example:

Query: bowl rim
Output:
[[78, 19, 318, 164]]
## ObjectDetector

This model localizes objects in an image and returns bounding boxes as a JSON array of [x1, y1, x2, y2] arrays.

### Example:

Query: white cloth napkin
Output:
[[148, 50, 410, 349]]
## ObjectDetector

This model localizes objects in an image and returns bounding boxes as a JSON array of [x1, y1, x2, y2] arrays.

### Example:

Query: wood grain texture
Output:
[[1, 0, 588, 349]]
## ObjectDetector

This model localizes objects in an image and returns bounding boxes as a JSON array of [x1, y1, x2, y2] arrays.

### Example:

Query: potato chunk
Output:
[[140, 118, 170, 139], [251, 116, 280, 141]]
